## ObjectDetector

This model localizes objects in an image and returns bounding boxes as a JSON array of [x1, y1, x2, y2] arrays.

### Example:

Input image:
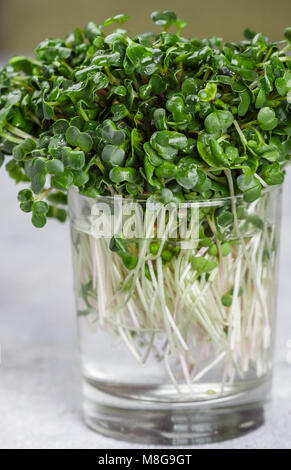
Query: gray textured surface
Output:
[[0, 165, 291, 449]]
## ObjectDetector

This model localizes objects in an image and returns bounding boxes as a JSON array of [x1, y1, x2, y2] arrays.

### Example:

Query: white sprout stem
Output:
[[71, 193, 277, 395], [192, 352, 226, 383]]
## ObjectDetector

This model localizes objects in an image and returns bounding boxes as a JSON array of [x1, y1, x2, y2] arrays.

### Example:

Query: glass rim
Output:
[[69, 183, 282, 208]]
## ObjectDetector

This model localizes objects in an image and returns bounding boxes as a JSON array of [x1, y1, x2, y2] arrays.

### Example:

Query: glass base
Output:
[[82, 378, 269, 445]]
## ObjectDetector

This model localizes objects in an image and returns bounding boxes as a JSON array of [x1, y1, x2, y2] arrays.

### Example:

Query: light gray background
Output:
[[0, 160, 291, 449]]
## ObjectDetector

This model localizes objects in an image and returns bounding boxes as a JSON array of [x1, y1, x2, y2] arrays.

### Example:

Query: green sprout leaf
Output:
[[204, 110, 234, 134], [65, 126, 93, 153], [46, 159, 64, 175], [0, 90, 22, 132], [176, 157, 198, 189], [62, 148, 85, 170], [155, 161, 177, 178], [101, 145, 125, 167], [150, 131, 187, 160], [215, 207, 234, 228], [13, 138, 36, 161], [192, 256, 218, 273], [198, 83, 217, 102], [237, 168, 262, 202], [151, 11, 177, 28], [102, 14, 130, 28], [257, 107, 278, 131], [111, 103, 129, 121], [109, 166, 138, 184]]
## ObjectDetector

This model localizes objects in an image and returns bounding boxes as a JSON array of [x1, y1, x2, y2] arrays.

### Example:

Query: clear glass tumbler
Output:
[[69, 185, 282, 445]]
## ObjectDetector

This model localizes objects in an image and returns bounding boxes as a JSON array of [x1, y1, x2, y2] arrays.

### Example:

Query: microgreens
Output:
[[0, 11, 290, 228], [5, 12, 285, 399]]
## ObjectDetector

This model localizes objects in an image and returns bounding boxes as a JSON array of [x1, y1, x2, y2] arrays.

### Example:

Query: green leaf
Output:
[[51, 169, 74, 190], [32, 200, 49, 215], [8, 56, 37, 74], [42, 101, 54, 120], [107, 85, 127, 99], [231, 54, 256, 70], [221, 295, 232, 307], [0, 90, 22, 132], [6, 159, 29, 184], [102, 14, 130, 27], [84, 22, 102, 42], [121, 253, 138, 270], [224, 145, 240, 163], [239, 69, 258, 81], [149, 188, 173, 204], [221, 243, 231, 256], [24, 158, 47, 194], [209, 139, 230, 167], [13, 138, 36, 161], [215, 207, 234, 228], [204, 110, 234, 134], [46, 159, 64, 175], [139, 84, 151, 100], [47, 192, 67, 205], [109, 235, 138, 269], [258, 65, 274, 95], [126, 183, 139, 195], [192, 256, 218, 273], [243, 27, 257, 40], [31, 213, 47, 228], [236, 168, 256, 191], [143, 142, 164, 166], [48, 135, 67, 159], [275, 77, 288, 96], [149, 74, 166, 94], [109, 166, 138, 184], [143, 158, 162, 188], [243, 185, 262, 202], [237, 169, 262, 202], [238, 91, 251, 117], [52, 119, 69, 135], [101, 145, 125, 166], [255, 89, 266, 109], [176, 157, 198, 189], [150, 131, 187, 160], [153, 108, 168, 131], [62, 148, 85, 170], [246, 214, 264, 230], [73, 170, 89, 187], [257, 107, 278, 131], [197, 133, 220, 167], [47, 206, 67, 222], [92, 72, 109, 90], [111, 103, 129, 121], [126, 42, 159, 76], [198, 83, 217, 102], [20, 201, 33, 213], [166, 94, 191, 127], [261, 162, 284, 185], [65, 126, 93, 152], [17, 189, 33, 202], [155, 161, 177, 178], [181, 78, 201, 96], [151, 10, 177, 28]]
